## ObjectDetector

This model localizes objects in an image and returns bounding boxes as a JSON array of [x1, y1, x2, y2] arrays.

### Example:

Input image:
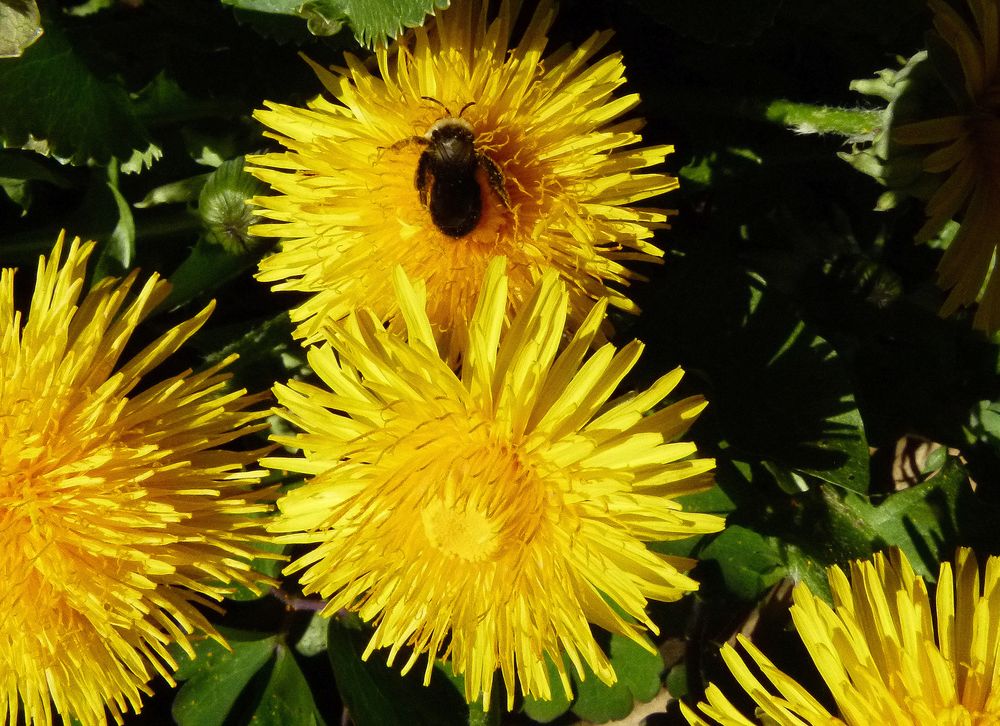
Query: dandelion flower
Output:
[[894, 0, 1000, 331], [1, 233, 270, 725], [265, 257, 719, 708], [249, 0, 676, 361], [683, 548, 1000, 725]]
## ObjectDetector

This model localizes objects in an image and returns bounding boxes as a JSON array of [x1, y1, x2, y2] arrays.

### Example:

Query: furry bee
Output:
[[410, 100, 510, 237]]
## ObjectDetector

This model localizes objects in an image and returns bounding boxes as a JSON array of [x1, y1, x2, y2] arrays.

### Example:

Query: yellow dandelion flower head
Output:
[[1, 233, 271, 726], [683, 547, 1000, 725], [265, 257, 719, 708], [894, 0, 1000, 331], [249, 0, 676, 361]]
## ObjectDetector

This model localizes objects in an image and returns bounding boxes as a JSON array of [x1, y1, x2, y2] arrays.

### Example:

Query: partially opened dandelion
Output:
[[683, 548, 1000, 725], [249, 0, 676, 361], [265, 257, 720, 708], [893, 0, 1000, 331], [0, 233, 271, 726]]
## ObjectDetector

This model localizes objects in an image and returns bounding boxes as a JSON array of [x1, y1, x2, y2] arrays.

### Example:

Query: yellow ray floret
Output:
[[683, 548, 1000, 725], [0, 233, 272, 726], [249, 0, 676, 362], [265, 257, 719, 709]]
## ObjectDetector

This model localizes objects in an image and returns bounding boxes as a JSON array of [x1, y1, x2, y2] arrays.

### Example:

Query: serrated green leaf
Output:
[[297, 0, 348, 36], [0, 0, 42, 58], [837, 458, 978, 578], [783, 543, 834, 602], [223, 0, 447, 45], [327, 618, 467, 726], [329, 0, 449, 45], [0, 22, 155, 166], [248, 646, 326, 726], [173, 629, 278, 726], [222, 0, 299, 12], [0, 149, 68, 187]]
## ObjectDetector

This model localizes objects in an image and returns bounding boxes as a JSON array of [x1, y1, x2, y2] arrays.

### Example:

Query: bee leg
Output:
[[386, 135, 429, 153], [415, 151, 431, 208], [479, 153, 510, 209]]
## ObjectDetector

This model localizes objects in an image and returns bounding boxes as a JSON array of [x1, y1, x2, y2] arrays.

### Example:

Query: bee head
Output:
[[427, 118, 476, 164]]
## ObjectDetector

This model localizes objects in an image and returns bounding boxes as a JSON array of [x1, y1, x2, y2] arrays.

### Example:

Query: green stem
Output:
[[647, 90, 882, 138], [763, 99, 882, 137]]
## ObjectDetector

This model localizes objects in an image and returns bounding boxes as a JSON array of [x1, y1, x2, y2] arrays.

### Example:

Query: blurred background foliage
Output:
[[3, 0, 999, 723]]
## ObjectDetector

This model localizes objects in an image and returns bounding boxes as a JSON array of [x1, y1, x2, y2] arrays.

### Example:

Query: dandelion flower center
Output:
[[422, 500, 497, 561]]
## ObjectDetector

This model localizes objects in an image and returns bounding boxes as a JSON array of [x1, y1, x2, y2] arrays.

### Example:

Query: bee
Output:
[[408, 98, 510, 237]]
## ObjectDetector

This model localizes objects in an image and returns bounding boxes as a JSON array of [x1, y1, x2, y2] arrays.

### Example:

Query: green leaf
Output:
[[571, 674, 632, 724], [248, 646, 326, 726], [225, 538, 286, 602], [325, 0, 449, 45], [0, 149, 70, 187], [838, 458, 981, 578], [327, 617, 467, 726], [571, 635, 663, 724], [0, 22, 157, 166], [163, 236, 259, 311], [297, 0, 349, 36], [91, 164, 134, 280], [223, 0, 448, 46], [294, 612, 329, 657], [0, 0, 42, 58], [521, 655, 571, 723], [641, 254, 870, 494], [194, 312, 303, 396], [697, 525, 787, 601], [608, 635, 664, 703], [132, 72, 241, 127], [0, 148, 68, 213], [173, 629, 278, 726], [221, 0, 300, 12], [135, 173, 210, 209]]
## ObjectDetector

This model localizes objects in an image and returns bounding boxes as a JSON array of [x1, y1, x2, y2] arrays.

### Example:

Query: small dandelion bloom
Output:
[[683, 548, 1000, 725], [1, 234, 271, 725], [894, 0, 1000, 331], [249, 0, 676, 361], [265, 257, 719, 708]]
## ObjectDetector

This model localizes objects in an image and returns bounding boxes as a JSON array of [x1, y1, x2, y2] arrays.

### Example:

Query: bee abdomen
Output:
[[428, 172, 482, 237]]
